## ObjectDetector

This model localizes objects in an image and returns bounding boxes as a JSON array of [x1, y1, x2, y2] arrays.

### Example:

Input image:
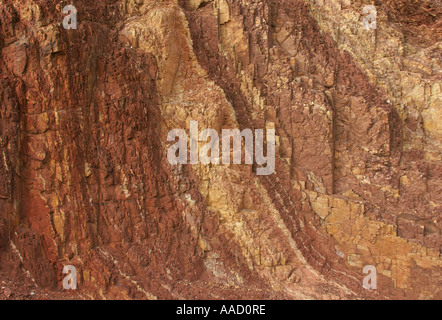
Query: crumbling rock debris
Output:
[[0, 0, 440, 299]]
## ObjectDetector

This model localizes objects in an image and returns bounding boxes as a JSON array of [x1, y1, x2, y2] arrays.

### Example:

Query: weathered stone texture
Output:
[[0, 0, 440, 299]]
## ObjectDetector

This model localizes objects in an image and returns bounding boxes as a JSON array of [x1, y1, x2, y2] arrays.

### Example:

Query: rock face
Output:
[[0, 0, 440, 299]]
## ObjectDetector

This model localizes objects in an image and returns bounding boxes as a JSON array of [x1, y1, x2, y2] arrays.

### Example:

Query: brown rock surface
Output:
[[0, 0, 440, 299]]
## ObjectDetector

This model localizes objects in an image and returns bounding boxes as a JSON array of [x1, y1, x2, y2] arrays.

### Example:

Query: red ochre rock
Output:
[[0, 0, 440, 300]]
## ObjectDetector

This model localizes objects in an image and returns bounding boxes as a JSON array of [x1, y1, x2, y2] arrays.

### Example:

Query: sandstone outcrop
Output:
[[0, 0, 440, 299]]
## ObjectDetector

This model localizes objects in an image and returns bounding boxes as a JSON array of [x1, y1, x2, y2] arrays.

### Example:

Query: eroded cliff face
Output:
[[0, 0, 440, 299]]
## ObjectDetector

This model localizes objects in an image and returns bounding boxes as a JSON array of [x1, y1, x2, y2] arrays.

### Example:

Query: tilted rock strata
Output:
[[0, 0, 440, 299]]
